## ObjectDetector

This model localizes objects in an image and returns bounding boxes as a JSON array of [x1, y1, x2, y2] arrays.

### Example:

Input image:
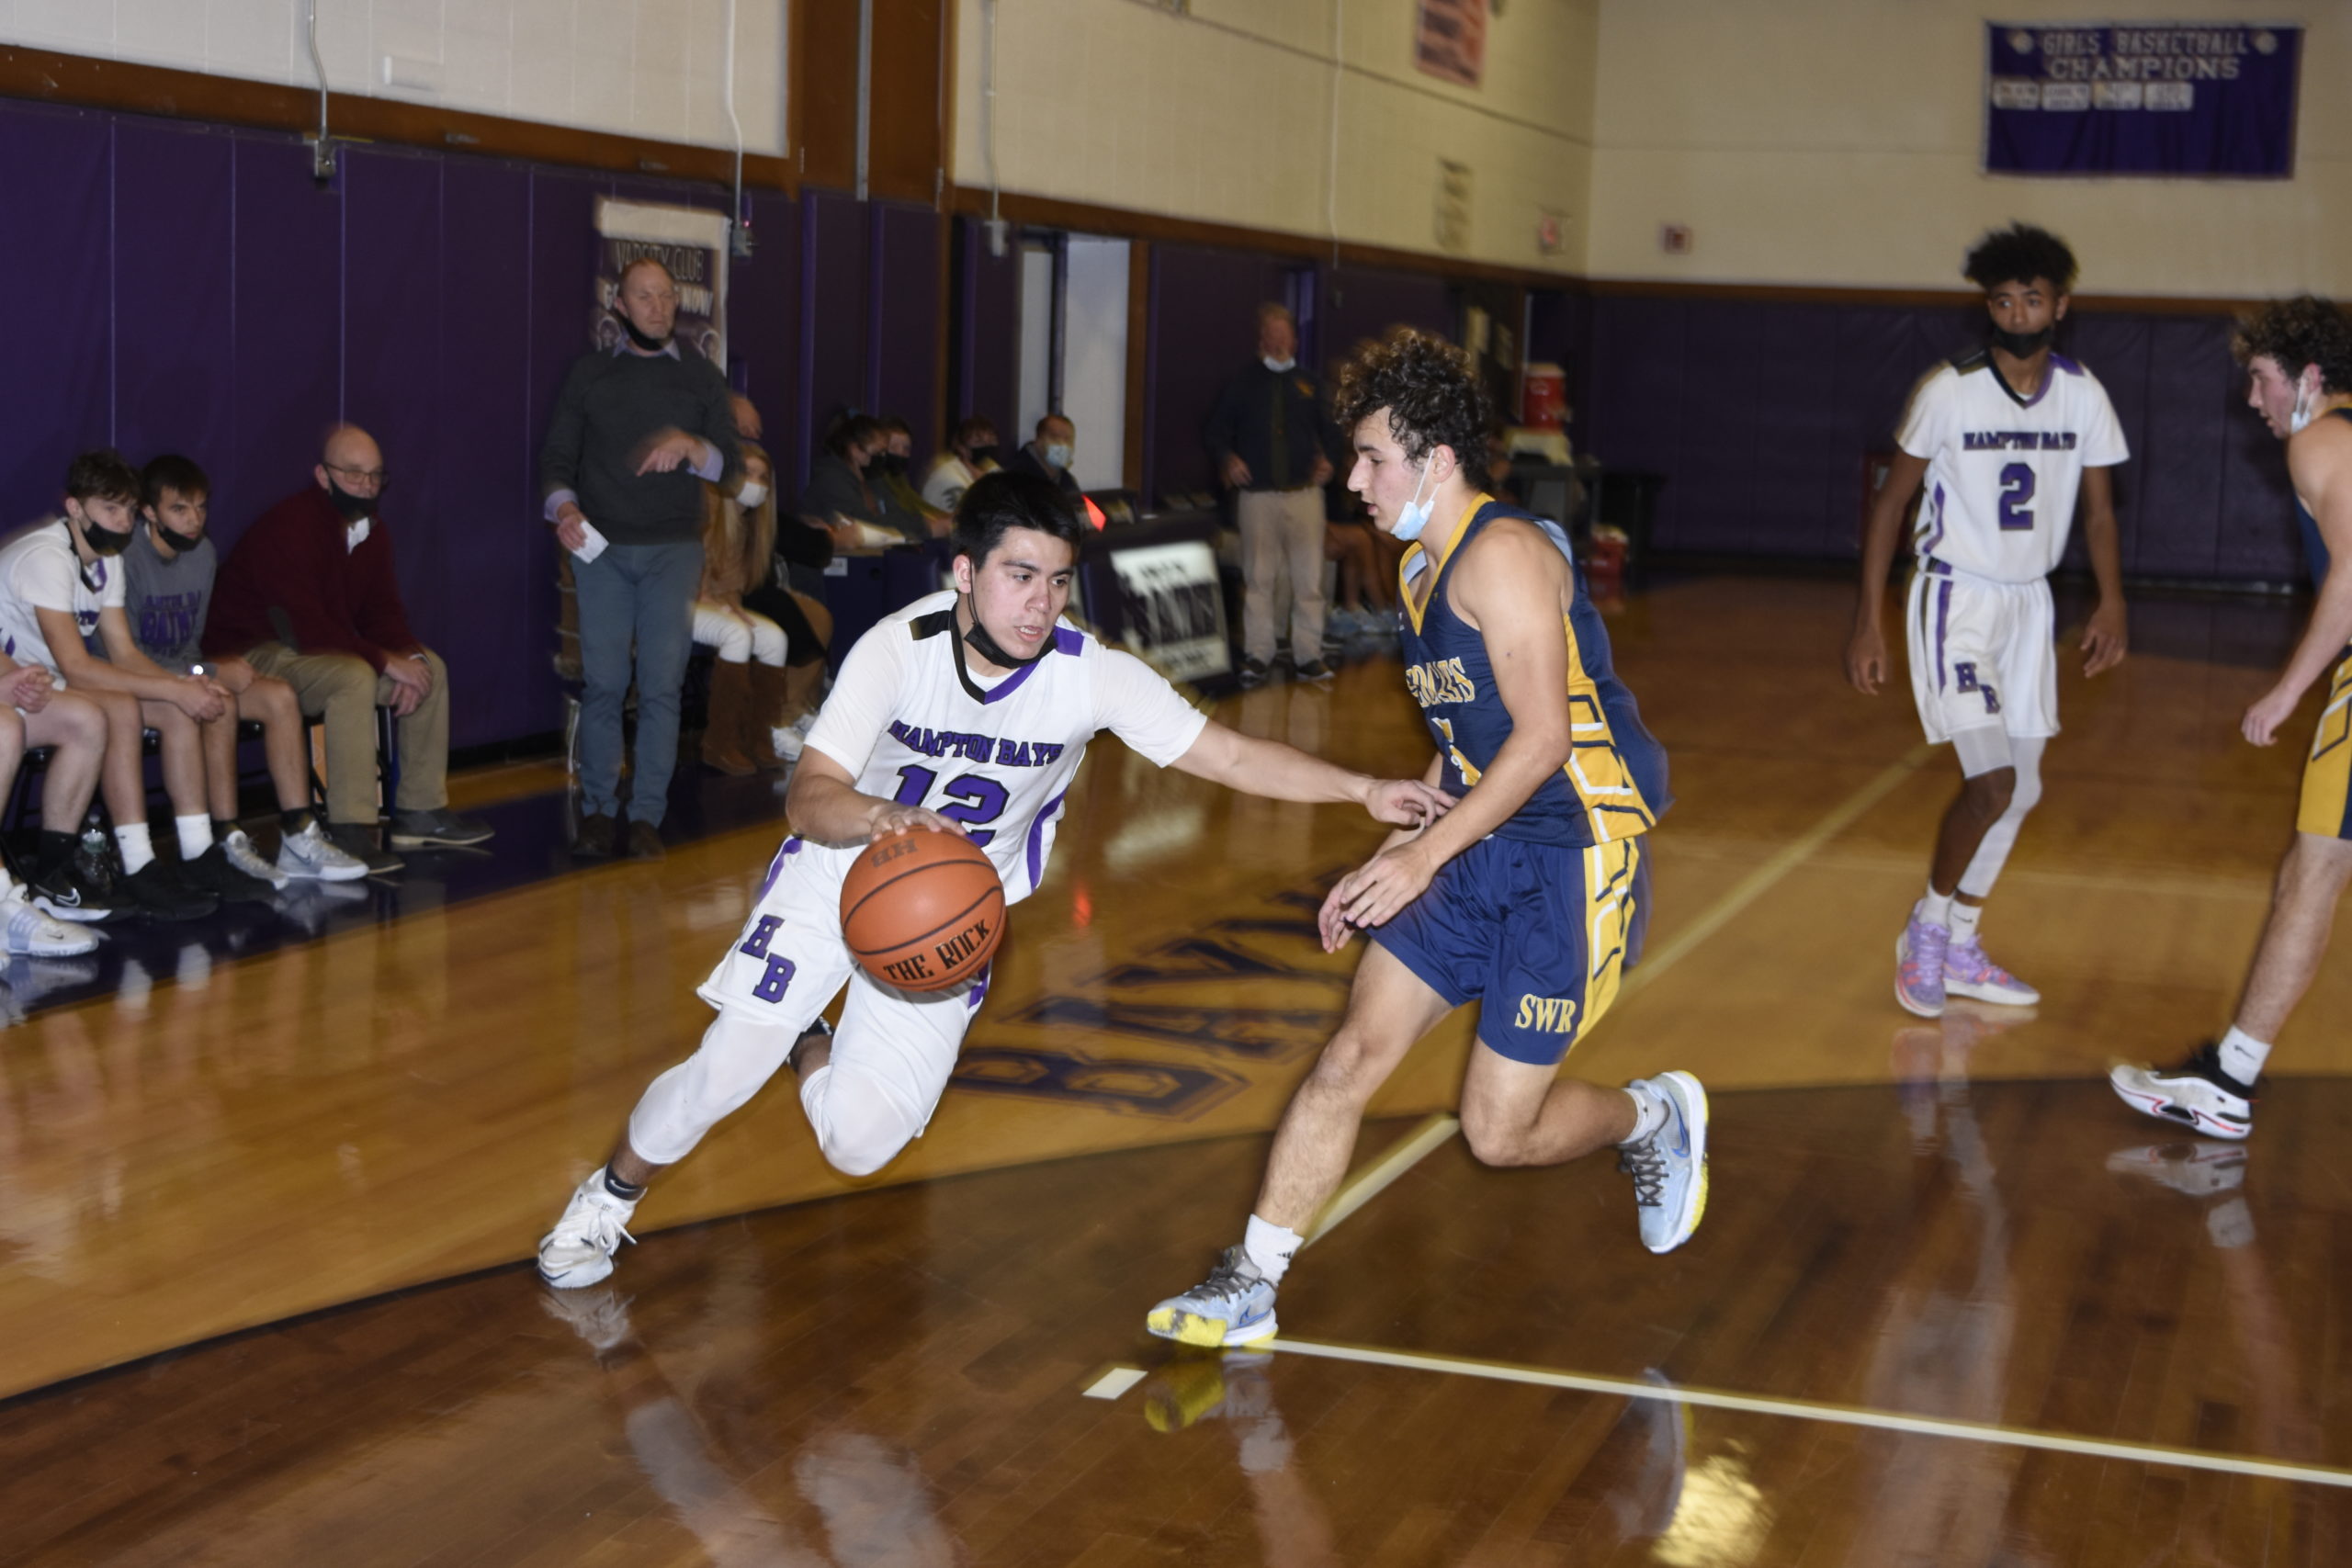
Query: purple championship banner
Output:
[[1984, 23, 2301, 178]]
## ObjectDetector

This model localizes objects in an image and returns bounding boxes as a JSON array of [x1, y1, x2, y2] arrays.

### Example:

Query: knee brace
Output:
[[797, 1061, 923, 1178], [1958, 736, 2044, 899], [627, 1011, 799, 1166]]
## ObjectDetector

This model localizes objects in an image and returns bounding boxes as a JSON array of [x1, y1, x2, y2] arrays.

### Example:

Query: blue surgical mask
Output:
[[2290, 377, 2317, 436], [1390, 460, 1437, 543], [1045, 442, 1073, 470]]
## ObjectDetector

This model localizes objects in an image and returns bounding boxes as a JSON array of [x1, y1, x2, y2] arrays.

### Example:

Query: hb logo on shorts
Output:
[[1953, 661, 2002, 715], [737, 915, 797, 1003]]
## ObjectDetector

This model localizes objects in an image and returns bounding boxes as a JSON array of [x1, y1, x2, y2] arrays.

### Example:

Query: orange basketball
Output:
[[839, 829, 1007, 992]]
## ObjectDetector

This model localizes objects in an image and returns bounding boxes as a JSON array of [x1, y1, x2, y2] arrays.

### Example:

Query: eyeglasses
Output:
[[325, 463, 390, 486]]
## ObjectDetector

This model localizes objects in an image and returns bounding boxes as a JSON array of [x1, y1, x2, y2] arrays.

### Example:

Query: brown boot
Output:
[[743, 661, 789, 772], [700, 660, 758, 775]]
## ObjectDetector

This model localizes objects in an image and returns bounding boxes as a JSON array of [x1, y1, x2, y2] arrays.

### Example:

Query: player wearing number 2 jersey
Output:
[[537, 470, 1453, 1289], [1848, 224, 2130, 1020]]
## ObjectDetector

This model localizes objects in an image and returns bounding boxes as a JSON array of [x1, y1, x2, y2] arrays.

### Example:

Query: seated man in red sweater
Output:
[[205, 424, 490, 872]]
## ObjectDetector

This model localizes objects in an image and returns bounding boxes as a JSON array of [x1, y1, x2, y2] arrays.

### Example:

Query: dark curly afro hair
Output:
[[1962, 223, 2078, 294], [2233, 296, 2352, 396], [1331, 326, 1493, 469]]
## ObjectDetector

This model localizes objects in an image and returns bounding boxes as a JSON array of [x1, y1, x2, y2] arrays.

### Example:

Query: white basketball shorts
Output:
[[695, 836, 989, 1141], [1905, 566, 2058, 745]]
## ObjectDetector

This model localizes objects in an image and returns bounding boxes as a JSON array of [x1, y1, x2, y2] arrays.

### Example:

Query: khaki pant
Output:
[[243, 642, 448, 826], [1237, 485, 1328, 664]]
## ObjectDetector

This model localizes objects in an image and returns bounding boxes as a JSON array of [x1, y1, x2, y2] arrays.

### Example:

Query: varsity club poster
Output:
[[1984, 23, 2301, 178], [591, 197, 733, 367]]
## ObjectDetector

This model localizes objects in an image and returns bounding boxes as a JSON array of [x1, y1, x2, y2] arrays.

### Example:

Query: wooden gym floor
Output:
[[4, 571, 2350, 1565]]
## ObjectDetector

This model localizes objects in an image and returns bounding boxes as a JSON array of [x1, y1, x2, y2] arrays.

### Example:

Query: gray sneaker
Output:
[[221, 829, 292, 889], [276, 820, 369, 882], [1621, 1071, 1709, 1254], [1147, 1247, 1279, 1348], [389, 807, 494, 849]]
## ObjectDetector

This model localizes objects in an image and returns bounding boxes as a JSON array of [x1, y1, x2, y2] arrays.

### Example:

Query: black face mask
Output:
[[876, 453, 908, 479], [616, 311, 672, 353], [1991, 323, 2054, 359], [967, 444, 999, 468], [961, 594, 1051, 671], [158, 524, 206, 553], [76, 516, 131, 557], [325, 480, 375, 522]]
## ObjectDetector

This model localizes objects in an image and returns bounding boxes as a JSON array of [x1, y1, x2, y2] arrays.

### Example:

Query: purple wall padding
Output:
[[870, 202, 942, 460], [1320, 267, 1455, 378], [1581, 293, 2301, 581], [113, 122, 238, 501], [799, 188, 870, 479], [956, 217, 1022, 446], [1145, 244, 1296, 504], [728, 188, 802, 482], [0, 107, 112, 521]]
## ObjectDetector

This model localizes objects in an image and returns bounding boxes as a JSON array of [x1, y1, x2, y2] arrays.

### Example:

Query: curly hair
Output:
[[2233, 296, 2352, 395], [65, 448, 141, 504], [1962, 223, 2079, 294], [1331, 326, 1493, 468]]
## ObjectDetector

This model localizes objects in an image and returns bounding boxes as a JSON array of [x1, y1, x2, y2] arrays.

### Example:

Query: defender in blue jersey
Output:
[[2114, 299, 2352, 1141], [1149, 329, 1708, 1350]]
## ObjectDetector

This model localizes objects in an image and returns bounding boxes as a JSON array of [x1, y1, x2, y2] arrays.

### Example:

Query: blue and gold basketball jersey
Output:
[[1396, 495, 1668, 846], [2298, 409, 2352, 586]]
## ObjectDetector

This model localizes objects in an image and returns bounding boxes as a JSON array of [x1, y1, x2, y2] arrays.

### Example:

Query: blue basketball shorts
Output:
[[1370, 833, 1646, 1066]]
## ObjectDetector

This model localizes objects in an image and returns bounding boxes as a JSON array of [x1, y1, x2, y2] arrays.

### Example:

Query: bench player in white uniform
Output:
[[539, 470, 1453, 1288], [1848, 224, 2130, 1017]]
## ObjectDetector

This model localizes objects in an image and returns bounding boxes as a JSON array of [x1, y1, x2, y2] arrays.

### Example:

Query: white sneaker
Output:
[[0, 888, 98, 956], [538, 1168, 639, 1288], [773, 712, 817, 763], [2110, 1045, 2255, 1140], [221, 829, 292, 890], [1621, 1071, 1710, 1254], [278, 819, 371, 882]]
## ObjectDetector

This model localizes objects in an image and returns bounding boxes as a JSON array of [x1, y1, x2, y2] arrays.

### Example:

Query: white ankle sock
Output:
[[2217, 1025, 2270, 1086], [1620, 1081, 1668, 1145], [1948, 899, 1983, 943], [115, 822, 154, 874], [1917, 885, 1953, 930], [1242, 1213, 1301, 1284], [175, 813, 213, 861]]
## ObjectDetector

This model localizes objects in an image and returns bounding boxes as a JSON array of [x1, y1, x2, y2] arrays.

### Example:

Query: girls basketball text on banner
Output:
[[1983, 23, 2301, 177]]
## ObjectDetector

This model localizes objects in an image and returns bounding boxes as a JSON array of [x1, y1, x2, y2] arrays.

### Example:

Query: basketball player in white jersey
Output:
[[2112, 298, 2352, 1140], [539, 470, 1453, 1288], [1848, 224, 2130, 1017]]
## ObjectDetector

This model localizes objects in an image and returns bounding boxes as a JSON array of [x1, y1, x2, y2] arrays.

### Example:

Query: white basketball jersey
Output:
[[1898, 352, 2128, 583], [0, 518, 121, 671], [800, 591, 1208, 903]]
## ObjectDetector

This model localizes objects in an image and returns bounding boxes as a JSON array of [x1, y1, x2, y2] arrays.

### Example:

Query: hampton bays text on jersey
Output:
[[1963, 431, 2080, 451], [888, 719, 1070, 769]]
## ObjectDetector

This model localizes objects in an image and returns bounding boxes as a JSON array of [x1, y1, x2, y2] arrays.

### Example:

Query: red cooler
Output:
[[1522, 362, 1567, 427]]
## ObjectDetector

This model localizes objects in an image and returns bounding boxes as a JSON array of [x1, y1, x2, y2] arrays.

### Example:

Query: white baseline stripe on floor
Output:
[[1305, 744, 1935, 1246], [1272, 1337, 2352, 1490]]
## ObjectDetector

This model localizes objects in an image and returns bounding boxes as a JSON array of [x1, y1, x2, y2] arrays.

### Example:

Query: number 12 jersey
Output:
[[1897, 351, 2129, 583]]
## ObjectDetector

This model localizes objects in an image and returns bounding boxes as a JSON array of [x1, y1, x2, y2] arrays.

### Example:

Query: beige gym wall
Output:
[[1589, 0, 2352, 297], [951, 0, 1597, 275]]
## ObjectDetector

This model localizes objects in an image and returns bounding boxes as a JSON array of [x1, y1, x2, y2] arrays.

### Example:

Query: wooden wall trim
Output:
[[0, 43, 794, 189], [1124, 240, 1151, 491]]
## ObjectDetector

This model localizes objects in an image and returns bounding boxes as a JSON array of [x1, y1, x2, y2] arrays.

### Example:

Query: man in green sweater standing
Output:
[[541, 257, 741, 860]]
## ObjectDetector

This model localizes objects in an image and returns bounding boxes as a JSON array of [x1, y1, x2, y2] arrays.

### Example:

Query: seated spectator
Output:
[[205, 424, 492, 874], [1007, 413, 1082, 498], [922, 417, 999, 513], [802, 415, 905, 541], [873, 416, 950, 538], [0, 449, 249, 920], [692, 443, 792, 776], [742, 510, 838, 761], [0, 649, 106, 949], [126, 455, 368, 886]]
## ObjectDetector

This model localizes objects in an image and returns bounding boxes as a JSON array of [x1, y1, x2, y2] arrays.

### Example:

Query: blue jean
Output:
[[575, 539, 703, 825]]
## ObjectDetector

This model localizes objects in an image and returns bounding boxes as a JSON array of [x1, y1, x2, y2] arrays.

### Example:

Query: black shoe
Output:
[[1293, 660, 1335, 682], [572, 813, 618, 860], [28, 843, 119, 924], [327, 822, 404, 876], [388, 807, 495, 849], [122, 860, 219, 922], [624, 820, 665, 860], [179, 842, 277, 904], [1236, 657, 1271, 689]]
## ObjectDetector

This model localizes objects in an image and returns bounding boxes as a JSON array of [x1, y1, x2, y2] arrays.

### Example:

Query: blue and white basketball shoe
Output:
[[1621, 1071, 1710, 1254], [1147, 1247, 1279, 1348]]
